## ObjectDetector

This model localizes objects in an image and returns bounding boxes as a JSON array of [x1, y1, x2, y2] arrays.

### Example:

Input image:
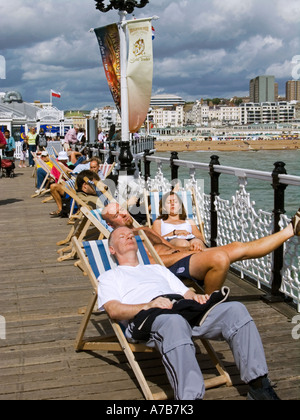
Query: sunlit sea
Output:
[[154, 149, 300, 218]]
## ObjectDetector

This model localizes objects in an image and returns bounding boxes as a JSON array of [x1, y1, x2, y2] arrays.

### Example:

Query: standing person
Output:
[[0, 131, 7, 174], [3, 130, 16, 175], [19, 139, 28, 168], [26, 126, 37, 167], [4, 130, 16, 157], [77, 128, 86, 144], [98, 128, 106, 149], [36, 128, 48, 151], [0, 131, 6, 150], [64, 127, 79, 150]]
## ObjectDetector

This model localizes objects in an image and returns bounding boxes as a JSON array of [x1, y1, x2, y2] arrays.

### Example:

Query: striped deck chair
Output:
[[31, 156, 55, 198], [149, 190, 194, 224], [146, 189, 206, 243], [49, 155, 73, 183], [46, 144, 58, 157], [99, 162, 115, 179], [56, 182, 113, 262], [72, 236, 232, 400]]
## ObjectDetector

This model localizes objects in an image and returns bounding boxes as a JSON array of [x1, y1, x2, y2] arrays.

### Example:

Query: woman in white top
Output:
[[152, 192, 207, 251]]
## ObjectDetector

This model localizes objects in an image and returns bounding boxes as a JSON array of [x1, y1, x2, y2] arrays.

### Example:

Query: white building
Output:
[[150, 94, 185, 109], [0, 91, 72, 140], [149, 106, 184, 128], [90, 106, 121, 132], [240, 102, 296, 125], [189, 101, 242, 126]]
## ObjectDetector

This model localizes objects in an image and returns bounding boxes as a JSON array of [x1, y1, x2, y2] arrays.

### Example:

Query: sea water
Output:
[[154, 149, 300, 218]]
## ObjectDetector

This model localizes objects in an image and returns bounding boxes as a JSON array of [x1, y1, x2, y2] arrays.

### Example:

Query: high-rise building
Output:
[[249, 76, 275, 103], [150, 94, 186, 109], [286, 80, 300, 101]]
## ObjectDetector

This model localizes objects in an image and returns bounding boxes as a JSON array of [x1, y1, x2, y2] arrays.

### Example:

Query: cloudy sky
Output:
[[0, 0, 299, 110]]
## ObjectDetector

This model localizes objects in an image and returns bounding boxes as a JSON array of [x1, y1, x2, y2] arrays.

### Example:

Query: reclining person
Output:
[[152, 191, 207, 251], [102, 202, 300, 295], [99, 226, 280, 400]]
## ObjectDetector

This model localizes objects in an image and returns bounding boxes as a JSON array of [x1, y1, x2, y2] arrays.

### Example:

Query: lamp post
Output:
[[94, 0, 150, 176]]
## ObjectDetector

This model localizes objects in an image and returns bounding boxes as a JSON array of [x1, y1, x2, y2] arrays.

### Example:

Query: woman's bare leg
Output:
[[215, 224, 294, 263]]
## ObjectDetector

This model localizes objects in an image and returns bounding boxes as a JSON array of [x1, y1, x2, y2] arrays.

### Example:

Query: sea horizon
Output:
[[154, 149, 300, 218]]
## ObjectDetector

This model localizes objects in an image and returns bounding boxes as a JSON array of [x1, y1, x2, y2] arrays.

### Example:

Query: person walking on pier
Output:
[[102, 203, 300, 295]]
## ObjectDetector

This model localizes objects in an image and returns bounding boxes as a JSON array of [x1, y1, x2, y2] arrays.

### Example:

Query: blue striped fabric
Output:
[[150, 190, 193, 222], [83, 236, 150, 279], [91, 209, 113, 233]]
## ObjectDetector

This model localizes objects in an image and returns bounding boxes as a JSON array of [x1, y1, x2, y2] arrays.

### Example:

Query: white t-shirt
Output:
[[98, 264, 189, 313]]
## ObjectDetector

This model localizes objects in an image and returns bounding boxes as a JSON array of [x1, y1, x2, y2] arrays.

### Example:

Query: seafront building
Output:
[[0, 91, 72, 141], [150, 94, 186, 109], [1, 88, 299, 142], [187, 100, 297, 127], [90, 106, 122, 132], [286, 80, 300, 102], [250, 76, 278, 103]]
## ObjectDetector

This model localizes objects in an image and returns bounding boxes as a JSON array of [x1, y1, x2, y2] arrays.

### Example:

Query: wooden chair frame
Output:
[[72, 234, 232, 400]]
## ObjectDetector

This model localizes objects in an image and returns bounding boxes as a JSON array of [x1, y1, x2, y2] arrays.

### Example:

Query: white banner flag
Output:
[[127, 20, 153, 133]]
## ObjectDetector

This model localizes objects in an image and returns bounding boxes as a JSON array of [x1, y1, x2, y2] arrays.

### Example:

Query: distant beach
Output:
[[155, 138, 300, 153]]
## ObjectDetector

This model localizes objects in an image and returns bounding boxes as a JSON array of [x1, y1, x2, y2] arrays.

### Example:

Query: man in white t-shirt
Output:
[[98, 227, 280, 401]]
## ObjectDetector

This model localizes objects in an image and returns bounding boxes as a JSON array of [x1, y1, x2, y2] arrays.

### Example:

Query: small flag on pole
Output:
[[51, 90, 61, 98], [152, 26, 155, 40]]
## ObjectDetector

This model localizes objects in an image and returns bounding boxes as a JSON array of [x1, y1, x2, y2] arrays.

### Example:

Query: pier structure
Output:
[[0, 164, 299, 400], [96, 145, 300, 311]]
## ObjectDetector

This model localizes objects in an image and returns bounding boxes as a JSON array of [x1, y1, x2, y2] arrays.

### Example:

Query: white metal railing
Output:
[[95, 149, 299, 310], [0, 141, 63, 159], [138, 153, 300, 311]]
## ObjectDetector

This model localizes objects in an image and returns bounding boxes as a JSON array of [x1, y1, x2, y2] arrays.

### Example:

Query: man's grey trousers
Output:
[[138, 302, 268, 400]]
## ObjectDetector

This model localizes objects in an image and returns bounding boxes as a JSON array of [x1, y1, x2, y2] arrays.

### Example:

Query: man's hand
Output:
[[143, 297, 174, 311], [173, 229, 191, 237], [184, 290, 210, 305], [192, 294, 210, 305]]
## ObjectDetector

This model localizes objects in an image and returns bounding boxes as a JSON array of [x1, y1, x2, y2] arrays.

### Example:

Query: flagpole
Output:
[[94, 0, 150, 177], [50, 90, 52, 106], [119, 11, 130, 144]]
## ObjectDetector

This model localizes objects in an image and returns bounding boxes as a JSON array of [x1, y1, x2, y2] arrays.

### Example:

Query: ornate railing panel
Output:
[[138, 153, 300, 311], [214, 177, 274, 289], [280, 215, 300, 311]]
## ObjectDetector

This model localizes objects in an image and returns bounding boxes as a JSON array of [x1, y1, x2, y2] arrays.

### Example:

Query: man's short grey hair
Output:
[[108, 227, 123, 247]]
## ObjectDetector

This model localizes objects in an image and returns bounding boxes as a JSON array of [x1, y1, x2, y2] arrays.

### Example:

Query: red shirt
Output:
[[0, 131, 7, 149]]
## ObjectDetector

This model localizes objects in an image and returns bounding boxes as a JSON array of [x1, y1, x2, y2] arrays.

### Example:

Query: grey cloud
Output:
[[0, 0, 299, 109]]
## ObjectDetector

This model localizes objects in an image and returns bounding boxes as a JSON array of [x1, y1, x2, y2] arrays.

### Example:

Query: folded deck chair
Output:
[[72, 236, 232, 400]]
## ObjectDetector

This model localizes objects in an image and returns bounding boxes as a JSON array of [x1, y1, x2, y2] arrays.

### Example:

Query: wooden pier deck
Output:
[[0, 167, 299, 401]]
